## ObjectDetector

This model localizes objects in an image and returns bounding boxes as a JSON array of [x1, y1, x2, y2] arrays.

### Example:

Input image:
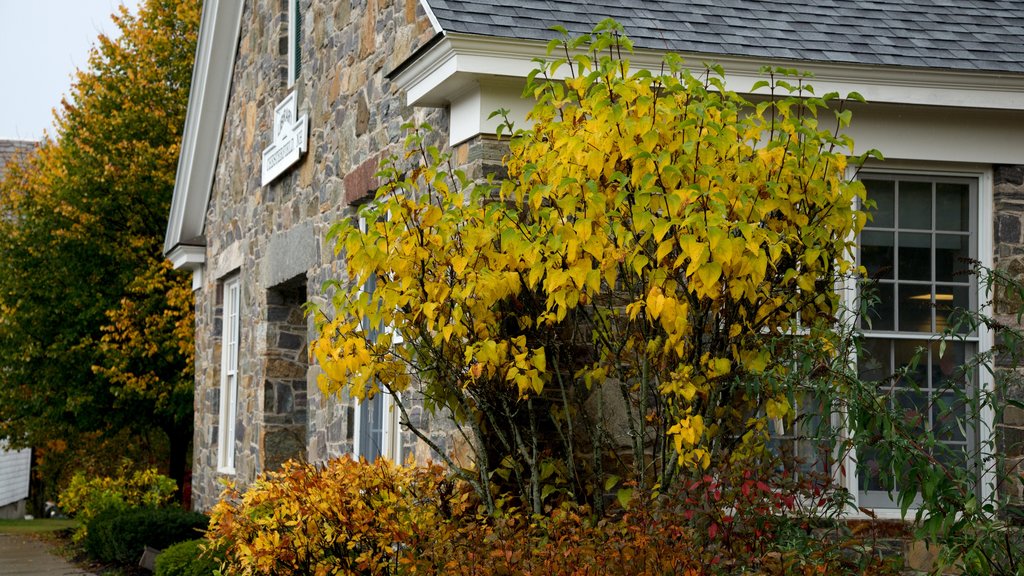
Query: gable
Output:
[[164, 0, 244, 271]]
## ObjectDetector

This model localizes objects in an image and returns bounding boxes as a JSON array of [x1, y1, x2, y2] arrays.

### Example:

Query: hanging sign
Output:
[[261, 91, 308, 186]]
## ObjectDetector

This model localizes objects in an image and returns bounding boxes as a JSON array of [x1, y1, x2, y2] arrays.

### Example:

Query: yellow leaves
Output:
[[420, 204, 442, 227], [695, 261, 722, 295], [645, 286, 667, 319], [208, 458, 458, 575], [450, 255, 470, 276], [765, 395, 791, 420], [668, 414, 711, 470], [744, 348, 772, 374], [313, 53, 867, 481]]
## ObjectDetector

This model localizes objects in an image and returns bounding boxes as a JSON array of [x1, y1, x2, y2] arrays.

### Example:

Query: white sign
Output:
[[261, 91, 308, 186]]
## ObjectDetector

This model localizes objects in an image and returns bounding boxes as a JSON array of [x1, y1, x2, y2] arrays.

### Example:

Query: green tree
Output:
[[0, 0, 199, 497], [312, 23, 869, 514]]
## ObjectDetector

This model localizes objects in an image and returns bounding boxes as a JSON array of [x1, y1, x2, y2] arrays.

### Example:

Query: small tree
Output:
[[312, 22, 868, 514]]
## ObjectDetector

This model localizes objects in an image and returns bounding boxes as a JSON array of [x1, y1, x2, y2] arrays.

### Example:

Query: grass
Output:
[[0, 518, 79, 534]]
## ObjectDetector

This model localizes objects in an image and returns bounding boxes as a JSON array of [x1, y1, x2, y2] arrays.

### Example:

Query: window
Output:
[[287, 0, 302, 87], [351, 216, 402, 462], [853, 172, 986, 510], [218, 275, 241, 473]]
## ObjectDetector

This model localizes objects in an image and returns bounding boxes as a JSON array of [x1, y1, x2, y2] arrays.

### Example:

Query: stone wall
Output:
[[189, 0, 488, 510], [993, 165, 1024, 510]]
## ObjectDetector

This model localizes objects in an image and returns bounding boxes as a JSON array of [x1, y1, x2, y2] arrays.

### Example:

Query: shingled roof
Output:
[[424, 0, 1024, 74]]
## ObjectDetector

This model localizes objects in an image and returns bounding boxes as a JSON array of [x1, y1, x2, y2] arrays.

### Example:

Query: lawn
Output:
[[0, 518, 78, 534]]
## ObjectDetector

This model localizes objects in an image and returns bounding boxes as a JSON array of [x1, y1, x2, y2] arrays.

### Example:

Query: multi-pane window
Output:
[[856, 174, 979, 508], [352, 217, 402, 462], [218, 275, 241, 473]]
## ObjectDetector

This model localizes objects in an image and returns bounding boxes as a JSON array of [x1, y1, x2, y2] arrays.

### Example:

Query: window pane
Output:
[[861, 230, 894, 279], [359, 394, 385, 460], [930, 340, 966, 390], [935, 183, 970, 232], [858, 338, 891, 381], [898, 284, 933, 332], [858, 446, 888, 492], [935, 284, 971, 334], [895, 390, 927, 437], [862, 282, 894, 331], [935, 234, 970, 282], [893, 339, 928, 387], [933, 392, 966, 442], [933, 444, 969, 475], [864, 179, 895, 228], [898, 232, 931, 281], [899, 181, 932, 229]]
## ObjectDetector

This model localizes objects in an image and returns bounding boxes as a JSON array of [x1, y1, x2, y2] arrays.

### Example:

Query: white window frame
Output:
[[287, 0, 301, 88], [839, 164, 995, 518], [351, 216, 403, 462], [217, 275, 241, 474]]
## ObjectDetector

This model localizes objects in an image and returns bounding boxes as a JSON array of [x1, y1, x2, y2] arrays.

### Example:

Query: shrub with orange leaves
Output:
[[206, 457, 466, 576], [207, 457, 902, 575]]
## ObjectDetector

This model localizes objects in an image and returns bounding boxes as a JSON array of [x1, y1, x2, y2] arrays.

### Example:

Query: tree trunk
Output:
[[165, 425, 191, 508]]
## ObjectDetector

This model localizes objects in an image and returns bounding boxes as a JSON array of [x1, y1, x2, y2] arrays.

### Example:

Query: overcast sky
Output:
[[0, 0, 140, 141]]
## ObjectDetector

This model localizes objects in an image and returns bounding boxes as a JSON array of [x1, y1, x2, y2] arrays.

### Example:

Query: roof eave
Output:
[[163, 0, 244, 261], [392, 32, 1024, 111]]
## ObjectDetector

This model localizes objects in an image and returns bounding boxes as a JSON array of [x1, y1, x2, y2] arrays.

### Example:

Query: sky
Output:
[[0, 0, 140, 141]]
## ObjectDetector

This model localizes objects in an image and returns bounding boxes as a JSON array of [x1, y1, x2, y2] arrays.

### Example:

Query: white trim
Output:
[[166, 244, 205, 270], [166, 244, 206, 291], [164, 0, 244, 256], [217, 275, 241, 474], [380, 392, 403, 462], [382, 325, 405, 462], [417, 0, 442, 35], [976, 168, 997, 508], [392, 33, 1024, 148], [352, 391, 364, 459], [393, 33, 1024, 111]]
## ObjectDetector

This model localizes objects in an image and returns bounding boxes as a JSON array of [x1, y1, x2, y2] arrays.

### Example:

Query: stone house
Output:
[[164, 0, 1024, 514]]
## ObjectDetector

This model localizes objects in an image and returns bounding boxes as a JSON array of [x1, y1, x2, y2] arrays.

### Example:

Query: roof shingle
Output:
[[425, 0, 1024, 73]]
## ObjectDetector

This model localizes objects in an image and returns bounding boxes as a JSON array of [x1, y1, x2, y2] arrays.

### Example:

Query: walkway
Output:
[[0, 534, 94, 575]]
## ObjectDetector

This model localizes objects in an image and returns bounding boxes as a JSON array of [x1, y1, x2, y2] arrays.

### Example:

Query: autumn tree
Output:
[[0, 0, 199, 498], [313, 23, 868, 513]]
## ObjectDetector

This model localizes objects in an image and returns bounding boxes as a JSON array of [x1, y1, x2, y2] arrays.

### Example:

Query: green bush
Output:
[[59, 465, 177, 542], [84, 506, 209, 565], [155, 539, 223, 576]]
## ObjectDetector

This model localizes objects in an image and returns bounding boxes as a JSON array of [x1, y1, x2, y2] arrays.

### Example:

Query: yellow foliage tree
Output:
[[313, 22, 869, 514]]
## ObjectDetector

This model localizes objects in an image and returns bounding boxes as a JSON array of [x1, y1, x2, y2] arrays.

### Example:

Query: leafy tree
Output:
[[313, 23, 869, 514], [0, 0, 199, 497]]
